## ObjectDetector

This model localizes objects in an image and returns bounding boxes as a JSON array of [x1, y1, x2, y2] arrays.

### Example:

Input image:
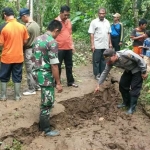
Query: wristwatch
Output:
[[141, 71, 146, 74]]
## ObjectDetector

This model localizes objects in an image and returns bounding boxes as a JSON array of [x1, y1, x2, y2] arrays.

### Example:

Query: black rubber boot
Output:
[[39, 114, 59, 136], [126, 97, 138, 114], [117, 93, 130, 108]]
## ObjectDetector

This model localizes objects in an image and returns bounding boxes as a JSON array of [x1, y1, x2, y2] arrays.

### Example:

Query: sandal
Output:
[[68, 83, 78, 88]]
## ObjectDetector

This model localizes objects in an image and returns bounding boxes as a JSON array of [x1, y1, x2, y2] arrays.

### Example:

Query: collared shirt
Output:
[[88, 18, 111, 49], [24, 21, 40, 48], [0, 18, 29, 63], [98, 50, 147, 85], [31, 31, 59, 86], [55, 16, 73, 50]]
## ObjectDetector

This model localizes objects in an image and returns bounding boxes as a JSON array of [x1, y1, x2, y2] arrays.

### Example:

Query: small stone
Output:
[[99, 117, 104, 121], [108, 143, 117, 149]]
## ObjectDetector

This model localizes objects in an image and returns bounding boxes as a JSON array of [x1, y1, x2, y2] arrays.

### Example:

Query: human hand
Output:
[[138, 46, 143, 48], [91, 45, 95, 52], [141, 73, 148, 80], [72, 48, 76, 54], [94, 84, 100, 94], [141, 34, 146, 39], [109, 43, 113, 48], [56, 84, 63, 93], [119, 42, 122, 45]]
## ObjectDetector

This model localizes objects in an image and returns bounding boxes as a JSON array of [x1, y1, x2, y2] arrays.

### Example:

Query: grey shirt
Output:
[[98, 50, 147, 85], [25, 21, 40, 48]]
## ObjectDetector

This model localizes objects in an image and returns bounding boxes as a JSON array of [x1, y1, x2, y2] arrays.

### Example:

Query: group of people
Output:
[[0, 5, 77, 136], [0, 5, 149, 136], [89, 8, 148, 115]]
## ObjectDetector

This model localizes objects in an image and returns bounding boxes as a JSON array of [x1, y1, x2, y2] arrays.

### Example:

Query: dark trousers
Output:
[[0, 62, 23, 82], [119, 71, 143, 98], [93, 49, 106, 76], [111, 36, 120, 51], [58, 50, 74, 85]]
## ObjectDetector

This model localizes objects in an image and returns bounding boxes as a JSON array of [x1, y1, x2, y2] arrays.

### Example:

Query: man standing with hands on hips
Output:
[[88, 8, 112, 80]]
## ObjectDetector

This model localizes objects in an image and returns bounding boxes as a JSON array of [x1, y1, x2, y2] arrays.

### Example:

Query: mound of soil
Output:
[[0, 65, 150, 150]]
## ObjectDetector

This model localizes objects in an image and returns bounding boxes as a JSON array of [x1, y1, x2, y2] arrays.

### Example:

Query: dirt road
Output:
[[0, 64, 150, 150]]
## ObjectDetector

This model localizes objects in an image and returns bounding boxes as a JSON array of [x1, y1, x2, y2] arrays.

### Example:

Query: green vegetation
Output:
[[141, 73, 150, 104]]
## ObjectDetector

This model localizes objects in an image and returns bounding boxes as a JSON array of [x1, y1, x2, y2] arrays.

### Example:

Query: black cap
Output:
[[103, 48, 116, 62], [103, 48, 116, 57], [18, 8, 30, 19], [2, 7, 14, 16]]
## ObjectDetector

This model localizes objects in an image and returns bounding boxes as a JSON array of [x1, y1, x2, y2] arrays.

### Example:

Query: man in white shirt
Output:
[[88, 8, 112, 80]]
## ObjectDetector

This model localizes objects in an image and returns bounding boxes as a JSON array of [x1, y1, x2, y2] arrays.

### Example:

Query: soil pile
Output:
[[0, 65, 150, 150]]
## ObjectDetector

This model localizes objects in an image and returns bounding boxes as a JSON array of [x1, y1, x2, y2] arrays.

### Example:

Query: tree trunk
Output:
[[66, 0, 69, 6], [132, 0, 139, 27], [16, 0, 20, 11]]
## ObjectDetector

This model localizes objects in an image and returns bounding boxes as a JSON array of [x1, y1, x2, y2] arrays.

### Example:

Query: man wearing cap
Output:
[[110, 13, 124, 51], [19, 8, 40, 95], [88, 8, 112, 80], [0, 7, 29, 101], [94, 48, 147, 114]]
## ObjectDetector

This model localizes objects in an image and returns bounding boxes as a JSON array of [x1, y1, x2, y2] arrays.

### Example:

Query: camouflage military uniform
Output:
[[31, 31, 59, 116]]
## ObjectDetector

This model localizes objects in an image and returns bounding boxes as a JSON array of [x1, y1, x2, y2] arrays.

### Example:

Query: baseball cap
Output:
[[2, 7, 14, 16], [113, 13, 121, 18], [18, 8, 30, 19], [103, 48, 116, 62]]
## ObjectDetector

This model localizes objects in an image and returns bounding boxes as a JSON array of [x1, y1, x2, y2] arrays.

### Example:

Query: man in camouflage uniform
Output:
[[31, 20, 63, 136], [95, 48, 148, 114]]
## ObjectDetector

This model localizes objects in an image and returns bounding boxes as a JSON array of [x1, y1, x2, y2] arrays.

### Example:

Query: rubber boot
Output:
[[14, 83, 21, 101], [39, 114, 59, 136], [126, 97, 138, 114], [117, 93, 130, 108], [0, 82, 7, 101]]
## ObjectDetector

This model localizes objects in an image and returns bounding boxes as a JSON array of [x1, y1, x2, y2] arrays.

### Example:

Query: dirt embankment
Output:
[[0, 65, 150, 150]]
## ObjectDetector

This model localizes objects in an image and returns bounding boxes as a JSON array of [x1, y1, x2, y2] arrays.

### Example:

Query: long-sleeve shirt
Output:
[[98, 50, 147, 85]]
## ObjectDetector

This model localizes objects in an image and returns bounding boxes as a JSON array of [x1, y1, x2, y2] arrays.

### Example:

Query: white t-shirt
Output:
[[88, 18, 111, 49]]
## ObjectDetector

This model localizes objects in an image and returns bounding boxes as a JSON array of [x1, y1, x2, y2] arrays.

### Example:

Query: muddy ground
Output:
[[0, 64, 150, 150]]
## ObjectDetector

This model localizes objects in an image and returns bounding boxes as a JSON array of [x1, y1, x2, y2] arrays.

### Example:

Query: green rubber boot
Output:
[[39, 114, 59, 136], [14, 83, 21, 101], [0, 82, 7, 101]]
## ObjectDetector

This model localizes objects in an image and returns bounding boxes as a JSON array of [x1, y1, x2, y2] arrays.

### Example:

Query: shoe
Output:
[[23, 90, 36, 96], [117, 93, 130, 108], [36, 87, 41, 91], [126, 97, 138, 114], [0, 82, 7, 101], [14, 83, 21, 101], [45, 130, 60, 136], [68, 83, 78, 88], [39, 114, 59, 137], [95, 74, 101, 80], [117, 103, 126, 108]]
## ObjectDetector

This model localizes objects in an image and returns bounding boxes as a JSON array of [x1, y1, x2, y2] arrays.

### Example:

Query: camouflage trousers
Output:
[[24, 48, 39, 91], [40, 86, 55, 116]]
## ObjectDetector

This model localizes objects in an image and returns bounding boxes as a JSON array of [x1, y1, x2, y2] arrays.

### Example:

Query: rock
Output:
[[108, 143, 117, 149], [0, 137, 13, 150]]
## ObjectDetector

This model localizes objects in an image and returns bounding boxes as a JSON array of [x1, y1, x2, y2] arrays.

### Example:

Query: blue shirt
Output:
[[111, 23, 121, 36], [142, 38, 150, 55]]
